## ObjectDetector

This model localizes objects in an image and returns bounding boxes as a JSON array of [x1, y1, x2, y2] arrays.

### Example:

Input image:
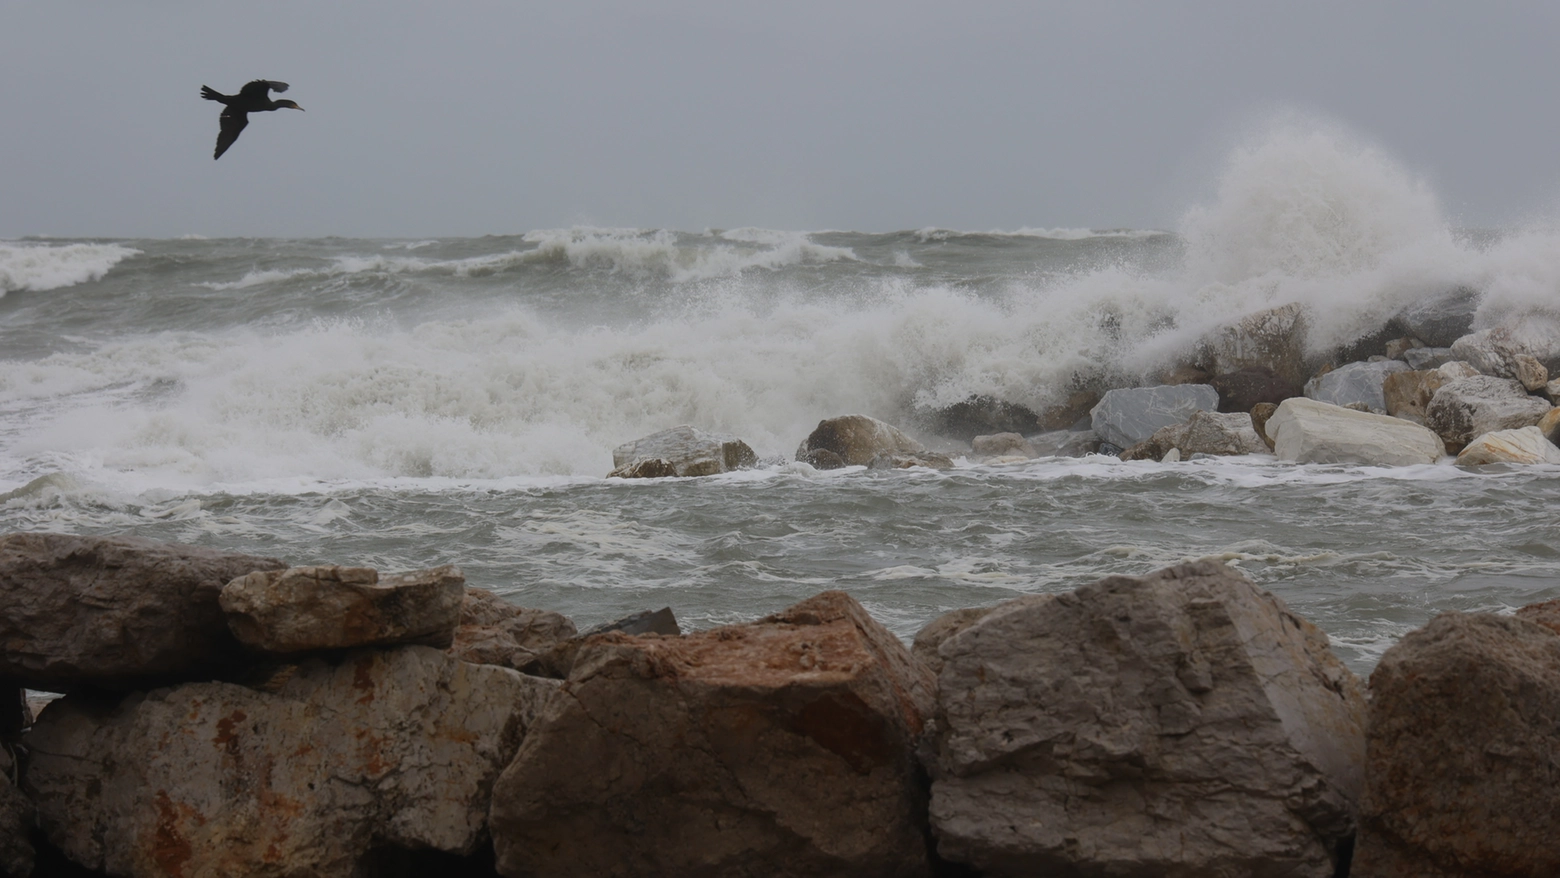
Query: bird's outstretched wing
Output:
[[238, 79, 288, 99], [214, 111, 249, 160]]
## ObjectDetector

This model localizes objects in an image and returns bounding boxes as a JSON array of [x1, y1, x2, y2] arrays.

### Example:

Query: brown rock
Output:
[[795, 415, 925, 468], [26, 646, 558, 877], [609, 425, 758, 478], [922, 395, 1041, 441], [868, 451, 956, 470], [1036, 389, 1103, 431], [448, 587, 577, 670], [1515, 598, 1560, 636], [1511, 353, 1549, 392], [1354, 613, 1560, 877], [489, 591, 936, 878], [971, 432, 1036, 459], [607, 457, 677, 479], [1539, 406, 1560, 446], [1251, 402, 1279, 450], [1208, 367, 1302, 413], [221, 564, 466, 654], [0, 533, 286, 691], [1200, 303, 1313, 386], [928, 561, 1365, 878], [1381, 369, 1447, 424], [0, 750, 31, 878]]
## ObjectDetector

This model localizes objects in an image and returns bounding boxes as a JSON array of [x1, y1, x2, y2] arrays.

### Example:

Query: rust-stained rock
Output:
[[0, 533, 285, 692], [448, 587, 577, 671], [1354, 613, 1560, 878], [489, 591, 937, 878], [928, 561, 1366, 878], [1516, 598, 1560, 636], [26, 646, 558, 877], [795, 415, 925, 468], [1251, 401, 1279, 449], [221, 564, 466, 654]]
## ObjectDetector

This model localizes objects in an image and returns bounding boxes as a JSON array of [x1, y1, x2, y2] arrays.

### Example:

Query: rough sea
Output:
[[3, 126, 1558, 674]]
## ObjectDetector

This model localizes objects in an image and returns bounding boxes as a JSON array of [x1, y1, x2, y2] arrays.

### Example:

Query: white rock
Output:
[[1268, 398, 1443, 466], [1455, 426, 1560, 466]]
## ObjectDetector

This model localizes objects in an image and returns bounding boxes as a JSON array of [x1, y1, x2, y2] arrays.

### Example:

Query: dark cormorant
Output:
[[199, 80, 304, 159]]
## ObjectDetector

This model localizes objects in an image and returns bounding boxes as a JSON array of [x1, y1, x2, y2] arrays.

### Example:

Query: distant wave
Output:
[[0, 242, 140, 295], [913, 227, 1170, 242]]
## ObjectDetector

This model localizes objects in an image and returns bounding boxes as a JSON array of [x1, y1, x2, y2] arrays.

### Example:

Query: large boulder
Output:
[[0, 533, 286, 691], [26, 646, 558, 877], [1450, 319, 1560, 378], [1392, 287, 1480, 347], [1353, 613, 1560, 877], [1142, 410, 1267, 459], [795, 415, 925, 469], [970, 432, 1036, 459], [1089, 384, 1220, 450], [927, 561, 1365, 878], [448, 587, 577, 670], [220, 564, 466, 655], [1208, 367, 1302, 413], [1454, 425, 1560, 466], [489, 591, 936, 878], [1381, 362, 1476, 424], [1199, 303, 1312, 386], [609, 425, 758, 478], [1268, 398, 1444, 466], [1424, 375, 1552, 449], [921, 395, 1040, 441], [1303, 360, 1410, 411]]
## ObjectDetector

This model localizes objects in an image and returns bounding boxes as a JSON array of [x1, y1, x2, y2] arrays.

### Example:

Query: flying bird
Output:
[[199, 80, 304, 159]]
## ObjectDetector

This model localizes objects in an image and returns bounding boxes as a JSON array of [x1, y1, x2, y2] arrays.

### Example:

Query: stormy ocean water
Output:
[[2, 125, 1558, 673]]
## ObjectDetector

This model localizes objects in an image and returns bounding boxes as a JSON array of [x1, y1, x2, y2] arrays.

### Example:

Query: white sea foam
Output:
[[0, 242, 139, 295]]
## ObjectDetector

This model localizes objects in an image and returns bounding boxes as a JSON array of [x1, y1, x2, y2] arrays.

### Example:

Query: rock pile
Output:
[[3, 533, 1558, 876]]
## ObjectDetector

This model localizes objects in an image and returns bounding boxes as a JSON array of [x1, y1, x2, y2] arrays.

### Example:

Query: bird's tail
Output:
[[199, 85, 228, 103]]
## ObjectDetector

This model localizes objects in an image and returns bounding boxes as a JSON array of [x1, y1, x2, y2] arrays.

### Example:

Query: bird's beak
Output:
[[293, 105, 306, 111]]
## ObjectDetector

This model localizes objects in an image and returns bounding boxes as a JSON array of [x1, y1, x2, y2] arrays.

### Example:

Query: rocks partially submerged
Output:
[[609, 424, 758, 479], [5, 534, 1560, 876]]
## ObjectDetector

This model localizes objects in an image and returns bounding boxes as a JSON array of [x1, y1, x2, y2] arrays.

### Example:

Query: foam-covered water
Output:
[[3, 121, 1557, 672]]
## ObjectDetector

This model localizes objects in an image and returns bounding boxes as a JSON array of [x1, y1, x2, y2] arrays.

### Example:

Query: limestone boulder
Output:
[[911, 606, 997, 676], [220, 564, 466, 654], [610, 425, 758, 478], [1268, 398, 1444, 466], [1392, 287, 1480, 347], [1303, 360, 1410, 411], [1199, 303, 1312, 386], [448, 587, 578, 671], [1455, 426, 1560, 466], [928, 561, 1366, 878], [0, 533, 286, 691], [1424, 375, 1552, 448], [868, 451, 955, 471], [1451, 320, 1560, 378], [1089, 384, 1219, 450], [971, 432, 1035, 459], [489, 591, 936, 878], [1208, 367, 1301, 413], [795, 415, 925, 468], [26, 646, 558, 877], [607, 457, 677, 479], [1511, 353, 1549, 392], [1354, 613, 1560, 877], [921, 395, 1040, 441]]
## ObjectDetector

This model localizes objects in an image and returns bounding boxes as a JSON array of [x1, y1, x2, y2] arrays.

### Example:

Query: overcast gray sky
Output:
[[4, 1, 1558, 238]]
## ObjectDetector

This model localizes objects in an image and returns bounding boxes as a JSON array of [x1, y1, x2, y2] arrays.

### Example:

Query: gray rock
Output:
[[1199, 303, 1312, 386], [971, 432, 1035, 459], [221, 564, 466, 654], [1354, 613, 1560, 878], [490, 591, 936, 878], [1402, 346, 1456, 370], [1089, 384, 1220, 450], [928, 561, 1365, 878], [1451, 321, 1560, 378], [1454, 425, 1560, 466], [1177, 410, 1267, 456], [610, 425, 758, 478], [1268, 398, 1443, 466], [1393, 287, 1480, 347], [912, 606, 997, 676], [26, 646, 557, 877], [0, 533, 285, 692], [448, 587, 577, 671], [795, 415, 925, 468], [1383, 336, 1424, 360], [0, 751, 31, 878], [1424, 375, 1552, 448], [1303, 360, 1410, 410]]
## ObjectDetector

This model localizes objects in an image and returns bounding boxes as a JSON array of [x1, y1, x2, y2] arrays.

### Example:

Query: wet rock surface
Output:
[[609, 425, 758, 478], [927, 561, 1366, 878], [221, 564, 467, 654], [1269, 398, 1443, 466], [795, 415, 926, 468], [1089, 384, 1220, 450]]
